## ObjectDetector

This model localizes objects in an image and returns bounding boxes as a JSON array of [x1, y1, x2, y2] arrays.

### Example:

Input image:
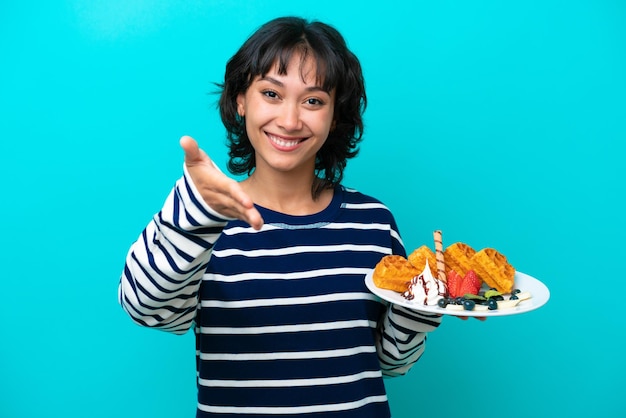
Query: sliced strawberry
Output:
[[459, 269, 482, 296], [447, 269, 463, 298]]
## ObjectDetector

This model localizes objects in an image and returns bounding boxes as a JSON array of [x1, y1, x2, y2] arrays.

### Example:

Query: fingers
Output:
[[180, 135, 207, 165], [179, 136, 264, 230], [244, 207, 264, 230], [458, 316, 487, 321], [211, 190, 264, 230], [222, 181, 265, 230]]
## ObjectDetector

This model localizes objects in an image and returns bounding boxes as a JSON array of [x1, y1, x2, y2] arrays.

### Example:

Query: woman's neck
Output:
[[241, 170, 333, 216]]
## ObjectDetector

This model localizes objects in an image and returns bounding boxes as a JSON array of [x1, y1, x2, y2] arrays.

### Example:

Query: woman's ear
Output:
[[236, 93, 245, 117]]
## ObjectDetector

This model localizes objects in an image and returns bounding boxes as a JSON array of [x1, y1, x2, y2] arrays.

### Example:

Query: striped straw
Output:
[[433, 230, 446, 283]]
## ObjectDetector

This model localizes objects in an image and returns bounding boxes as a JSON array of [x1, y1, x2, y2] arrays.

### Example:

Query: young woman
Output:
[[119, 16, 441, 418]]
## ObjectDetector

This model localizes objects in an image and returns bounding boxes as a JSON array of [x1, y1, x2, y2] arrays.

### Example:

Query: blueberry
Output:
[[437, 298, 448, 308], [510, 294, 519, 300], [487, 299, 498, 310], [462, 299, 476, 311], [512, 289, 521, 295]]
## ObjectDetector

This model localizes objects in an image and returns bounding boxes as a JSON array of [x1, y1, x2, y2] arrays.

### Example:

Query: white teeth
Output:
[[268, 134, 302, 148]]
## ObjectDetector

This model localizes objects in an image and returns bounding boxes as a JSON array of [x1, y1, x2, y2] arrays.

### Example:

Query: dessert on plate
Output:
[[443, 242, 476, 278], [470, 248, 515, 293], [407, 245, 438, 279], [401, 261, 446, 306], [370, 230, 532, 312], [372, 255, 420, 293]]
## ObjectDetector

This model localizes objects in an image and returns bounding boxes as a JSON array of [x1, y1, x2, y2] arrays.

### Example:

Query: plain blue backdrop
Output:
[[1, 1, 624, 417]]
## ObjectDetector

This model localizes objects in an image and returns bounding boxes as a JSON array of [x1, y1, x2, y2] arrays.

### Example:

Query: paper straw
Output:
[[433, 230, 446, 283]]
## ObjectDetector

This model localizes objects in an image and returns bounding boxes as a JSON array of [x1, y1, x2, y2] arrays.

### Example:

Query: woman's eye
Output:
[[306, 98, 324, 106], [262, 90, 278, 99]]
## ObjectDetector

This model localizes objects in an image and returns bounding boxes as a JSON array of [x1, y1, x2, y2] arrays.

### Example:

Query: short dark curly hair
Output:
[[218, 16, 367, 198]]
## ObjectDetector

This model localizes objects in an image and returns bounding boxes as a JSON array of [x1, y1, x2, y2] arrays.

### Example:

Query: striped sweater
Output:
[[119, 167, 441, 417]]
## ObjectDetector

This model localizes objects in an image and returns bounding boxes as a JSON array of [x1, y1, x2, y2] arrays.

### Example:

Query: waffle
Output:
[[443, 242, 476, 277], [407, 245, 438, 277], [470, 248, 515, 293], [372, 255, 419, 293]]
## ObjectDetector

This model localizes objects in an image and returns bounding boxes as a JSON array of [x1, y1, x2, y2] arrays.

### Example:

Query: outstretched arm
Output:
[[180, 136, 263, 230], [118, 136, 263, 334]]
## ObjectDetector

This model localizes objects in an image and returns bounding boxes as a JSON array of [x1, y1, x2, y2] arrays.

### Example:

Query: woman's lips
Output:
[[266, 133, 308, 150]]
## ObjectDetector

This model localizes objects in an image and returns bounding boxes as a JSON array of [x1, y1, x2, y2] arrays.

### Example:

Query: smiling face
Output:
[[236, 53, 336, 180]]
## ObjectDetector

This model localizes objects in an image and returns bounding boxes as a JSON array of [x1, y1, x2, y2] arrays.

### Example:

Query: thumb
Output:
[[180, 135, 206, 165]]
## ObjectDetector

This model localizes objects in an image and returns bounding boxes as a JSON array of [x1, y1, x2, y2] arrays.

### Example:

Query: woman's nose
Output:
[[277, 103, 302, 131]]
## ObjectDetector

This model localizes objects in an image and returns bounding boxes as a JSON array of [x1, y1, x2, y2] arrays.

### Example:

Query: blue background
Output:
[[1, 1, 624, 417]]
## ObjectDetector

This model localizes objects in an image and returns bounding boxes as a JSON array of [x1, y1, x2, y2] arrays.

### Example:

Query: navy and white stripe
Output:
[[119, 169, 441, 417]]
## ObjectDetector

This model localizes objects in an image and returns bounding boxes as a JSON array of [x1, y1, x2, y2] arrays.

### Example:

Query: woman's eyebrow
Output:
[[258, 75, 328, 93]]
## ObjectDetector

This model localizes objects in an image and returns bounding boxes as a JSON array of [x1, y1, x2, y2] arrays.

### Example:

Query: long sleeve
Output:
[[377, 304, 442, 377], [373, 220, 443, 377], [118, 166, 231, 334]]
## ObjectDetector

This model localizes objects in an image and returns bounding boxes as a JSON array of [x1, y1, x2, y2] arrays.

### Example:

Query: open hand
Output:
[[180, 136, 263, 230]]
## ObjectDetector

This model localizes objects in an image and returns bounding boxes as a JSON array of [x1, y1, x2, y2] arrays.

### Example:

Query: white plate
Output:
[[364, 270, 550, 317]]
